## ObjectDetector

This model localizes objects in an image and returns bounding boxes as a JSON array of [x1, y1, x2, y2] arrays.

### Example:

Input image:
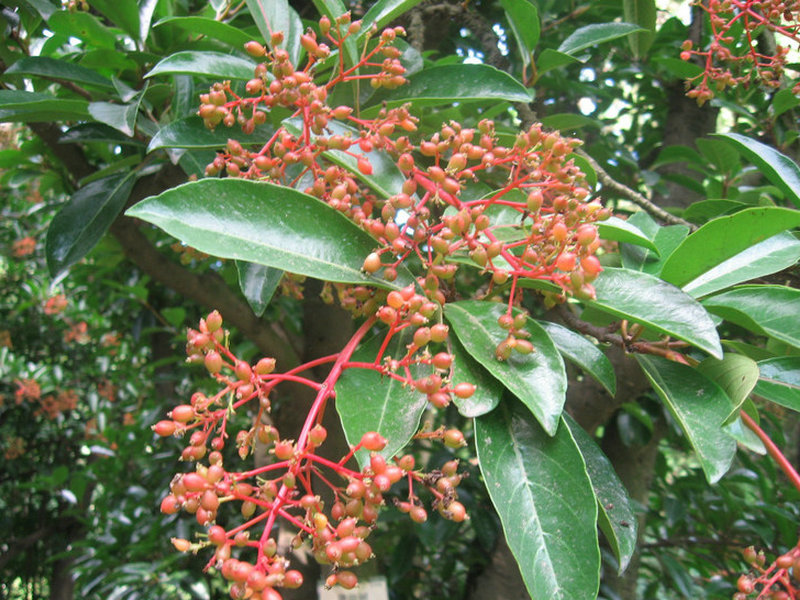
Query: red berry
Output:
[[153, 420, 178, 436], [171, 405, 195, 423], [360, 432, 387, 452], [453, 383, 476, 399]]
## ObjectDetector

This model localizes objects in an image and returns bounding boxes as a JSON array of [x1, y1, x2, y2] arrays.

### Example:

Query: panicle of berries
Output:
[[155, 310, 473, 597], [681, 0, 800, 104], [734, 541, 800, 599]]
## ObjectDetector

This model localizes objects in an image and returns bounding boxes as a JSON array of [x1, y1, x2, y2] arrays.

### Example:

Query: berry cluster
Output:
[[681, 0, 799, 103], [734, 542, 800, 599], [156, 310, 472, 597], [159, 12, 613, 596]]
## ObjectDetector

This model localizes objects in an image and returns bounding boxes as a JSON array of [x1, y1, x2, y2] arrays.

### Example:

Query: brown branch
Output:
[[575, 148, 697, 230], [0, 526, 50, 570]]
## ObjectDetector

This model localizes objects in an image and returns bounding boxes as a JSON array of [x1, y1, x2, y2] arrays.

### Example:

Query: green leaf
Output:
[[541, 113, 601, 131], [696, 138, 740, 174], [47, 10, 118, 49], [696, 354, 760, 423], [372, 64, 532, 109], [683, 199, 747, 224], [283, 118, 404, 198], [537, 321, 616, 396], [637, 355, 736, 483], [450, 335, 503, 418], [476, 402, 600, 600], [536, 48, 581, 73], [703, 285, 800, 350], [61, 123, 143, 146], [597, 216, 659, 253], [236, 261, 283, 317], [659, 207, 800, 289], [563, 415, 636, 574], [681, 232, 800, 298], [591, 268, 723, 358], [5, 56, 114, 89], [0, 90, 89, 123], [619, 211, 689, 276], [754, 357, 800, 411], [145, 51, 255, 80], [148, 116, 274, 151], [557, 23, 646, 56], [125, 179, 411, 289], [716, 133, 800, 207], [153, 17, 255, 49], [46, 171, 138, 278], [772, 88, 800, 118], [445, 301, 566, 435], [88, 97, 141, 138], [500, 0, 540, 69], [361, 0, 426, 32], [88, 0, 139, 40], [246, 0, 303, 67], [623, 0, 656, 58], [336, 331, 429, 468]]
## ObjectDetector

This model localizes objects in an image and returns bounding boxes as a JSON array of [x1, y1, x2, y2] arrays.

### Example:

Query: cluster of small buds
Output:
[[733, 542, 800, 599], [681, 0, 799, 104], [373, 118, 609, 303], [155, 310, 474, 596]]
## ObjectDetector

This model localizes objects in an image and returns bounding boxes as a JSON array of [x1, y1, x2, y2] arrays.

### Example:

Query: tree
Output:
[[1, 1, 800, 599]]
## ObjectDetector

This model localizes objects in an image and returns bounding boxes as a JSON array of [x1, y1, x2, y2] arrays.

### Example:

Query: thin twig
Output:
[[575, 148, 696, 230]]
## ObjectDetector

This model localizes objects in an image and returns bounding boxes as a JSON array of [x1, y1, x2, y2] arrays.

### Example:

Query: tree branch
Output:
[[575, 148, 696, 229]]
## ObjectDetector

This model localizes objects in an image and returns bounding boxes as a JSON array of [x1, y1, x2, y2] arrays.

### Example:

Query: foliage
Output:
[[1, 1, 800, 600]]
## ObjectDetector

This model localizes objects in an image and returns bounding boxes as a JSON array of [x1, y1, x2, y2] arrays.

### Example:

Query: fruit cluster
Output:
[[681, 0, 799, 103], [734, 542, 800, 599], [156, 310, 472, 597], [159, 11, 614, 597]]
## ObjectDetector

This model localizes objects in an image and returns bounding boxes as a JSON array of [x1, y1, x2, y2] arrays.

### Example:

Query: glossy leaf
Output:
[[637, 356, 736, 483], [88, 0, 139, 40], [145, 51, 255, 80], [476, 402, 600, 600], [536, 320, 616, 396], [246, 0, 303, 67], [754, 357, 800, 411], [148, 117, 274, 151], [558, 23, 645, 56], [696, 354, 760, 423], [445, 301, 566, 435], [60, 123, 142, 145], [619, 211, 689, 276], [450, 336, 503, 418], [500, 0, 540, 68], [46, 171, 138, 278], [361, 0, 426, 32], [47, 10, 117, 48], [696, 137, 740, 174], [336, 331, 428, 468], [236, 261, 283, 317], [283, 118, 404, 198], [716, 133, 800, 207], [0, 90, 89, 123], [597, 216, 658, 253], [536, 48, 580, 73], [153, 17, 254, 49], [591, 268, 723, 358], [126, 179, 410, 289], [88, 97, 141, 138], [682, 232, 800, 298], [660, 207, 800, 288], [623, 0, 656, 58], [373, 64, 531, 109], [563, 415, 636, 574], [703, 285, 800, 350], [5, 56, 114, 89]]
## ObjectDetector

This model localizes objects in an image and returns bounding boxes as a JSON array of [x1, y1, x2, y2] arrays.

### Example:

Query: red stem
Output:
[[741, 411, 800, 494]]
